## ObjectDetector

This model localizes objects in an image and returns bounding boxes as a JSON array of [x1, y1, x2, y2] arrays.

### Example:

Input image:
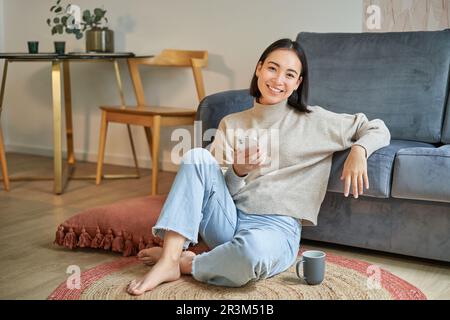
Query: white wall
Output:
[[2, 0, 363, 171], [0, 0, 6, 143], [0, 0, 3, 53], [363, 0, 450, 32]]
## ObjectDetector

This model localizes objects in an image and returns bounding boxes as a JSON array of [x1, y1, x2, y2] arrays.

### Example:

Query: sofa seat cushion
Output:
[[392, 145, 450, 203], [327, 140, 435, 198]]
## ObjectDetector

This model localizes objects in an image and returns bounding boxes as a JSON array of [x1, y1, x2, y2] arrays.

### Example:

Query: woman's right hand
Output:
[[232, 147, 268, 177]]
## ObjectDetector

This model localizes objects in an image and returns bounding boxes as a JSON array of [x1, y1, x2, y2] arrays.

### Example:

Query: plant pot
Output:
[[85, 28, 114, 53]]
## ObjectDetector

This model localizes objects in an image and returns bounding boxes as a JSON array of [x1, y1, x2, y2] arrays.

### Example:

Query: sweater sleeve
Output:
[[340, 113, 391, 158], [224, 166, 247, 196], [208, 119, 247, 195]]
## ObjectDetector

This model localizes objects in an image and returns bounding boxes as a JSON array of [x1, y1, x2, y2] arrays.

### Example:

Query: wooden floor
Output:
[[0, 153, 449, 299]]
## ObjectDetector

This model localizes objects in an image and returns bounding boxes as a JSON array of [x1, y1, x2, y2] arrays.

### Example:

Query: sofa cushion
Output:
[[327, 140, 435, 198], [392, 145, 450, 203], [296, 30, 450, 143], [196, 89, 253, 148], [442, 104, 450, 144]]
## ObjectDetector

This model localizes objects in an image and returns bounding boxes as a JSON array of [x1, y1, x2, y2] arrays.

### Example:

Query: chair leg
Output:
[[0, 125, 9, 191], [127, 124, 140, 177], [96, 111, 108, 185], [144, 126, 153, 157], [151, 116, 161, 195]]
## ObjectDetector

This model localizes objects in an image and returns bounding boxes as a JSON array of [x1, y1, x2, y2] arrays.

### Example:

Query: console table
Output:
[[0, 52, 151, 194]]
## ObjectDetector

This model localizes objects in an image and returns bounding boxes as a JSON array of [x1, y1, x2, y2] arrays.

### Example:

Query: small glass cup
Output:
[[54, 41, 66, 55], [27, 41, 39, 54]]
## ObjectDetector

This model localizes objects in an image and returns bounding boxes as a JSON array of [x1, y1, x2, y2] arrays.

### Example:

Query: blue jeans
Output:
[[152, 148, 301, 287]]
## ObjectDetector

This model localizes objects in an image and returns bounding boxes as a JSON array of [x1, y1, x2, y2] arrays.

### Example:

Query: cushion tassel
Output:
[[63, 227, 78, 250]]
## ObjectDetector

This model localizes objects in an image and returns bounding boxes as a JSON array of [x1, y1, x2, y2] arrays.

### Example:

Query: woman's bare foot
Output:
[[127, 258, 180, 296], [179, 251, 196, 274], [127, 251, 197, 296], [138, 247, 196, 267], [137, 247, 163, 266]]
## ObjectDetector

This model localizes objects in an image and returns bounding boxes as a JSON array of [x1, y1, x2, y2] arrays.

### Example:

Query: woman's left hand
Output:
[[340, 145, 369, 198]]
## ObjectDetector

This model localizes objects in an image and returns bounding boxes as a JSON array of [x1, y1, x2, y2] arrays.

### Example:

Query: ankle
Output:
[[160, 253, 181, 264], [180, 255, 194, 274]]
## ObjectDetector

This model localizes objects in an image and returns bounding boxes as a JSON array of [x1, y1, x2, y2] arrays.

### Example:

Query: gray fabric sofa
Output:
[[195, 30, 450, 262]]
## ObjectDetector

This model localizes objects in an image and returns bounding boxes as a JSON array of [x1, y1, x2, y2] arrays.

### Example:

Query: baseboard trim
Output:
[[5, 143, 179, 172]]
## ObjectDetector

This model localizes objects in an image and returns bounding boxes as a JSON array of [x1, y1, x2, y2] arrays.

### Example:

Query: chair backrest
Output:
[[127, 49, 208, 106]]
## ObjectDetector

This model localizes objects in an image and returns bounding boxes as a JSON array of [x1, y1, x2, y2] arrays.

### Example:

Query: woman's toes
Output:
[[126, 276, 152, 295], [131, 286, 144, 295], [139, 257, 158, 266], [128, 281, 147, 295], [137, 250, 147, 258], [127, 280, 140, 292], [137, 248, 150, 258]]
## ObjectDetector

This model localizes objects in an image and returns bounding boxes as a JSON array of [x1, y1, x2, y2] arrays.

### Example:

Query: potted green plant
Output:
[[47, 0, 114, 53], [81, 8, 114, 53]]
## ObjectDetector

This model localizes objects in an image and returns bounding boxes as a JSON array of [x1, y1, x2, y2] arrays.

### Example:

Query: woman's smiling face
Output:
[[255, 49, 303, 105]]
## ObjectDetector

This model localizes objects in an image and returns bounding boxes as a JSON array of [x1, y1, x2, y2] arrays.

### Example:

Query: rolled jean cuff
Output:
[[151, 225, 197, 250], [191, 255, 198, 279], [190, 253, 206, 281]]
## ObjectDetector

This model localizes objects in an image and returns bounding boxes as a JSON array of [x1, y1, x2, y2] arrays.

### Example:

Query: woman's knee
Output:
[[182, 148, 216, 165]]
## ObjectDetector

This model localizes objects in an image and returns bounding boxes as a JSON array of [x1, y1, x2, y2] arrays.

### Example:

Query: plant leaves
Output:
[[82, 9, 91, 21], [53, 17, 60, 23], [75, 32, 83, 40], [57, 24, 64, 34], [55, 6, 62, 13], [47, 18, 51, 26], [57, 0, 61, 4], [68, 15, 78, 27], [51, 26, 58, 35], [61, 16, 68, 25], [94, 8, 105, 17]]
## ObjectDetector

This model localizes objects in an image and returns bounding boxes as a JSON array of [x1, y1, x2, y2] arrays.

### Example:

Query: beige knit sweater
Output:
[[209, 99, 391, 226]]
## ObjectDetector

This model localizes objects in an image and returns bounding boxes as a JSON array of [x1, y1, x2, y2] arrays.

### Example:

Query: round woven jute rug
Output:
[[48, 251, 426, 300]]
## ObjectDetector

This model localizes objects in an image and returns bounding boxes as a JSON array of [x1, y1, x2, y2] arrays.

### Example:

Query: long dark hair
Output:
[[249, 38, 310, 113]]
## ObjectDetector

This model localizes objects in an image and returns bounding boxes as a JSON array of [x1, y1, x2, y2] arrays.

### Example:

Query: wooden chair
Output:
[[0, 123, 9, 191], [96, 49, 208, 195]]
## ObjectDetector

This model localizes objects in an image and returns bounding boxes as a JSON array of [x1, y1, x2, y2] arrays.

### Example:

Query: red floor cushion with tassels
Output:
[[53, 195, 210, 256]]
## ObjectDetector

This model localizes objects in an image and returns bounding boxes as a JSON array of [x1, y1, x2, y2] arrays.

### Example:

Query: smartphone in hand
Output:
[[237, 135, 259, 152]]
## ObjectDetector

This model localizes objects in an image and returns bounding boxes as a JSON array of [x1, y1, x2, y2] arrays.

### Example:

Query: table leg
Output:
[[63, 61, 75, 166], [113, 60, 126, 106], [0, 124, 9, 191], [0, 60, 10, 190], [52, 61, 64, 194], [0, 60, 8, 113]]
